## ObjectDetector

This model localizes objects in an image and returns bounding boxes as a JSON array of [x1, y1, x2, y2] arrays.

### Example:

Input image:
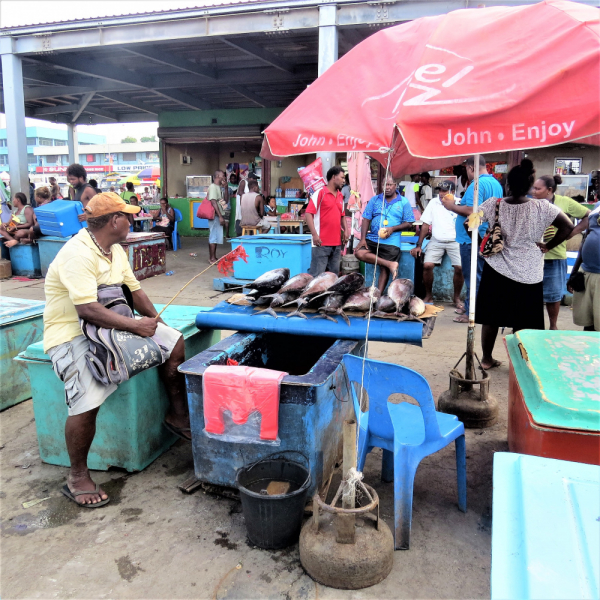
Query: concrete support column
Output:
[[0, 45, 29, 195], [317, 3, 338, 176], [67, 123, 78, 165]]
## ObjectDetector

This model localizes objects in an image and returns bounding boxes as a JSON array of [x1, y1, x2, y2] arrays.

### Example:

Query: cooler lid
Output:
[[506, 330, 600, 432], [231, 235, 312, 245], [17, 305, 212, 362], [0, 296, 45, 326]]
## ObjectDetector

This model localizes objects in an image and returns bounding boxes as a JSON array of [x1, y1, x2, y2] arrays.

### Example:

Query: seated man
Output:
[[240, 179, 270, 233], [410, 181, 464, 307], [43, 193, 190, 508], [355, 174, 415, 293]]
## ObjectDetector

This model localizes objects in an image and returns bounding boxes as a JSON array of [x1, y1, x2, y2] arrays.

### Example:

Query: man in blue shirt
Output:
[[355, 174, 415, 293], [441, 155, 503, 323]]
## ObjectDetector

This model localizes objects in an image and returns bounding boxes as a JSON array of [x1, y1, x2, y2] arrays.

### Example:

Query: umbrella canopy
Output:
[[137, 166, 160, 181], [118, 174, 141, 186], [0, 172, 10, 182], [262, 0, 599, 175]]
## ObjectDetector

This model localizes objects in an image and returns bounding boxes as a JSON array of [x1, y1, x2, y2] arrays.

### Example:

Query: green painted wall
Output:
[[168, 197, 208, 237], [159, 108, 285, 128]]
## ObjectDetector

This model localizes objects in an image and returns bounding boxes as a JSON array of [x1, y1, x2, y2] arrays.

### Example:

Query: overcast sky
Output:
[[1, 0, 237, 142]]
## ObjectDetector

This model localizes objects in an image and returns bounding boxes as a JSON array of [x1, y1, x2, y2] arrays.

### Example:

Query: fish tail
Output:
[[341, 311, 351, 327], [253, 307, 278, 319], [287, 309, 308, 320]]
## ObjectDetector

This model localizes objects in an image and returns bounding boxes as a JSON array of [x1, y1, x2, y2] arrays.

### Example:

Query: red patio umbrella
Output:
[[261, 0, 599, 383], [262, 0, 599, 174], [137, 166, 161, 181]]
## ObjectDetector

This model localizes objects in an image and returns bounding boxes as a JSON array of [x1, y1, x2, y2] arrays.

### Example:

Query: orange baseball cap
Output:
[[84, 192, 141, 216]]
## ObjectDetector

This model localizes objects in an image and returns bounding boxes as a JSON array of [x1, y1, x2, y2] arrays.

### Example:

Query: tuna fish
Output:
[[247, 268, 290, 293], [406, 295, 427, 324], [278, 273, 313, 294], [376, 295, 396, 313], [283, 272, 338, 319], [310, 272, 365, 302], [342, 287, 381, 313], [252, 291, 300, 319], [388, 278, 414, 317], [311, 293, 348, 324]]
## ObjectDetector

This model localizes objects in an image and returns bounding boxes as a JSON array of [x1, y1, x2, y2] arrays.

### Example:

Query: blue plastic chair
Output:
[[342, 354, 467, 550], [172, 208, 183, 252]]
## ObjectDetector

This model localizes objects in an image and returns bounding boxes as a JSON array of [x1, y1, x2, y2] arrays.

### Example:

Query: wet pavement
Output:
[[0, 237, 579, 599]]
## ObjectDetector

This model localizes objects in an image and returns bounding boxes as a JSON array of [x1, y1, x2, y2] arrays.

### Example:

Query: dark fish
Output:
[[342, 287, 381, 312], [376, 295, 396, 313], [388, 278, 414, 316], [253, 291, 299, 319], [283, 272, 338, 319], [311, 272, 364, 301], [278, 273, 313, 294], [247, 268, 290, 293], [313, 293, 349, 325]]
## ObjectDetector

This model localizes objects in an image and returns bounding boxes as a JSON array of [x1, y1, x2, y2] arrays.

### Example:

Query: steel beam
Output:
[[219, 38, 294, 73], [29, 55, 153, 88], [67, 124, 78, 165], [71, 91, 95, 122], [29, 101, 80, 116], [125, 46, 217, 80], [317, 4, 338, 174], [0, 50, 29, 195], [228, 85, 269, 108], [152, 89, 212, 111], [97, 92, 159, 116], [23, 81, 138, 101]]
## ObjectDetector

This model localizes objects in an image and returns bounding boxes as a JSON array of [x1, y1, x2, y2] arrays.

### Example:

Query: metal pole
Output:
[[316, 3, 338, 175], [67, 124, 78, 165], [465, 154, 480, 380], [1, 48, 29, 195]]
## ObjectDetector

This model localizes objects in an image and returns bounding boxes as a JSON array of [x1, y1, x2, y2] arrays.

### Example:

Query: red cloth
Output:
[[305, 187, 344, 246], [262, 1, 599, 175], [203, 365, 287, 441]]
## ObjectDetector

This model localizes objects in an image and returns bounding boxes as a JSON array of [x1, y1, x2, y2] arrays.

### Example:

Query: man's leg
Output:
[[481, 324, 502, 370], [546, 301, 561, 330], [65, 407, 108, 505], [422, 263, 435, 303], [309, 246, 329, 276], [208, 243, 218, 263], [355, 246, 398, 281], [325, 246, 342, 275], [453, 266, 465, 307], [159, 336, 190, 439]]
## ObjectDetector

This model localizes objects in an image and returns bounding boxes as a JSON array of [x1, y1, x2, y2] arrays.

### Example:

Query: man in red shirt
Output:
[[305, 166, 348, 275]]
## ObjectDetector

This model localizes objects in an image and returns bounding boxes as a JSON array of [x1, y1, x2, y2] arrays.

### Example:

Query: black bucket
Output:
[[236, 451, 311, 549]]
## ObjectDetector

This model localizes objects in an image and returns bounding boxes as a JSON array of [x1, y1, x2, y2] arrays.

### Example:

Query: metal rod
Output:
[[466, 153, 480, 381], [342, 419, 357, 510]]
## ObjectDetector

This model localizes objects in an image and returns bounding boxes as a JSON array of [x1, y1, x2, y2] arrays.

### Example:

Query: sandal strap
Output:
[[71, 483, 100, 497]]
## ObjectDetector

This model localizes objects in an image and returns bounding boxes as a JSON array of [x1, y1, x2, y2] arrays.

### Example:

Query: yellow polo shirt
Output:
[[43, 228, 141, 352]]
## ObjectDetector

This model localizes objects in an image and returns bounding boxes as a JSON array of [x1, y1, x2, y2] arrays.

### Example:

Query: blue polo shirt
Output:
[[362, 193, 414, 246], [455, 175, 504, 245]]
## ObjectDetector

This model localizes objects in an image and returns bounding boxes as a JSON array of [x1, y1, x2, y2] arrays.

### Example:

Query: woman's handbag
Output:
[[479, 198, 504, 257], [196, 198, 215, 220]]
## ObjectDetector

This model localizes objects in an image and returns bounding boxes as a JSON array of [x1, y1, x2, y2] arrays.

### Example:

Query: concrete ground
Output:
[[0, 237, 579, 599]]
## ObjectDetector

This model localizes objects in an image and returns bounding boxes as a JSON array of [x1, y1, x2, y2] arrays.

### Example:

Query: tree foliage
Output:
[[140, 135, 156, 143], [121, 136, 137, 143]]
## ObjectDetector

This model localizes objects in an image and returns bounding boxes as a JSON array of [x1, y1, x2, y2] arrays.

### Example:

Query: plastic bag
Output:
[[202, 365, 287, 445], [298, 158, 326, 196]]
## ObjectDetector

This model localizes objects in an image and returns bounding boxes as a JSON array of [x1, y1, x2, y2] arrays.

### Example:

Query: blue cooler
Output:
[[35, 200, 85, 237]]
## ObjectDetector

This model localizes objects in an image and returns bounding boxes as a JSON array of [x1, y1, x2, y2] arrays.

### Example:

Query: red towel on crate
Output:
[[202, 365, 287, 440]]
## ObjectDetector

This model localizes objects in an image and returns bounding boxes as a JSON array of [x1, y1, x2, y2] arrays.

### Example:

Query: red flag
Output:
[[217, 246, 248, 276]]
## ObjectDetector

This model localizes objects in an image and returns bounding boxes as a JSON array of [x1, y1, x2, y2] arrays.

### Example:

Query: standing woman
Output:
[[151, 197, 175, 249], [532, 174, 589, 329], [475, 160, 573, 370]]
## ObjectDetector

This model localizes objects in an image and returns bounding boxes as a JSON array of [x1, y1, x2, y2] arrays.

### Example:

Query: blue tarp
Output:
[[196, 301, 429, 346]]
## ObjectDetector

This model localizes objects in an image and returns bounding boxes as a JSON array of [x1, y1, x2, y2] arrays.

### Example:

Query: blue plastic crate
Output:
[[230, 234, 312, 279], [35, 200, 85, 237], [8, 244, 41, 277], [37, 236, 70, 277]]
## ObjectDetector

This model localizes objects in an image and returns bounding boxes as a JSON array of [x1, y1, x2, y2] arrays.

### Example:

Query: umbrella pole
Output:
[[437, 153, 498, 428], [465, 154, 480, 381]]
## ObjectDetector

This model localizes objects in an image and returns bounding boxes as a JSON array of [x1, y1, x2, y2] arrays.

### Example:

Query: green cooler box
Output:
[[0, 297, 45, 411], [16, 305, 220, 472]]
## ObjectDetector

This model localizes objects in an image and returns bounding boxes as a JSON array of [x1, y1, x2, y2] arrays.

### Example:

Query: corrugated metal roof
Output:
[[0, 0, 287, 31]]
